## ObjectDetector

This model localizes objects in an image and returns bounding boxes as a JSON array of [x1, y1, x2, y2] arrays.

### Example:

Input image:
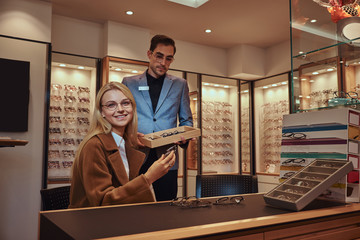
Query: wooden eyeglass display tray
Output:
[[264, 159, 354, 211], [141, 126, 201, 148]]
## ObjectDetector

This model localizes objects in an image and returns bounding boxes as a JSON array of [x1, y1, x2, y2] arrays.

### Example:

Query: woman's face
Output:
[[101, 89, 133, 136]]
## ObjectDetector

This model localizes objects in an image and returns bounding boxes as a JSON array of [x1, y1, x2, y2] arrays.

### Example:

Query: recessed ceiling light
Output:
[[301, 78, 307, 81], [78, 66, 85, 70], [299, 51, 304, 54], [224, 85, 229, 88], [327, 68, 334, 71], [131, 70, 138, 73], [309, 80, 315, 83], [115, 68, 122, 71], [272, 84, 277, 87], [310, 19, 317, 23], [299, 95, 303, 98], [167, 0, 209, 8], [126, 10, 133, 15], [59, 64, 66, 67], [205, 29, 212, 33], [214, 84, 220, 87], [203, 83, 210, 85], [281, 82, 287, 85], [244, 90, 249, 93], [312, 72, 319, 75], [306, 96, 311, 98], [263, 86, 268, 89]]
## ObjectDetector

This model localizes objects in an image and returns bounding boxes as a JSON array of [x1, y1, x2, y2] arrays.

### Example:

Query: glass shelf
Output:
[[290, 0, 360, 113]]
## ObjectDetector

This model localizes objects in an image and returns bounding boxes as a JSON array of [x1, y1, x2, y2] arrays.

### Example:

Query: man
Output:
[[122, 35, 193, 201]]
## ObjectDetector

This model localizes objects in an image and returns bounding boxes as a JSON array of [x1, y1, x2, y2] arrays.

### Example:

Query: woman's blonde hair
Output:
[[73, 82, 138, 167]]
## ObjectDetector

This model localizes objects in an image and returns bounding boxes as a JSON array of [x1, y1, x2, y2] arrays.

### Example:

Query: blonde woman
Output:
[[69, 82, 175, 208]]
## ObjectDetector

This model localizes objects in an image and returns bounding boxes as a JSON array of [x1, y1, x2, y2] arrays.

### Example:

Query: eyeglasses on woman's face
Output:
[[102, 99, 132, 111]]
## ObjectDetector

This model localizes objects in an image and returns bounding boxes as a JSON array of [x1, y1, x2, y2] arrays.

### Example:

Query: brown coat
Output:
[[69, 133, 155, 208]]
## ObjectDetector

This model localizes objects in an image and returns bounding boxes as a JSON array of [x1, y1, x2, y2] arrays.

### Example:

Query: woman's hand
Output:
[[144, 151, 176, 184], [137, 132, 145, 147]]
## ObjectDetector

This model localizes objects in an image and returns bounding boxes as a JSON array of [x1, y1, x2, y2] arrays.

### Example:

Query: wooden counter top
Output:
[[39, 193, 360, 239]]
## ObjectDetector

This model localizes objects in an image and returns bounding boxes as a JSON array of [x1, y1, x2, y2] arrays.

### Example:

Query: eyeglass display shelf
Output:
[[295, 103, 360, 113], [0, 137, 28, 148], [141, 126, 201, 148], [264, 159, 353, 211], [292, 36, 360, 60]]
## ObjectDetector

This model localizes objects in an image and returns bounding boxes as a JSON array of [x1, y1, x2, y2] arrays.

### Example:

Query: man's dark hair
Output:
[[150, 35, 176, 55]]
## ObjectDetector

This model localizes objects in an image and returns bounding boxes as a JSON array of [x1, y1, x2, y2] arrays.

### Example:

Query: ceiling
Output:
[[44, 0, 291, 49]]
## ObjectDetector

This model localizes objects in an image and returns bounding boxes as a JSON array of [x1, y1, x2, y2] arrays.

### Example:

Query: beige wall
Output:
[[0, 37, 48, 240], [52, 15, 104, 58], [52, 14, 291, 79], [0, 1, 51, 239], [0, 0, 51, 42]]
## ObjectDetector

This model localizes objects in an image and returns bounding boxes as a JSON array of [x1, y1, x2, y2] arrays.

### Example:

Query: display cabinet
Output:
[[46, 53, 99, 185], [291, 0, 360, 112], [201, 75, 240, 174], [254, 74, 290, 175], [240, 82, 251, 173]]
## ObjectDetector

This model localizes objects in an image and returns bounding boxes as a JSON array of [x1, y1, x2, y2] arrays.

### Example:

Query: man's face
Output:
[[147, 43, 174, 78]]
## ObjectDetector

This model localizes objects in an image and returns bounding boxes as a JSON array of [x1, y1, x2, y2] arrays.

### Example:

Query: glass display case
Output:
[[291, 0, 360, 112], [201, 75, 240, 174], [254, 74, 290, 174], [46, 53, 99, 184], [240, 83, 251, 173]]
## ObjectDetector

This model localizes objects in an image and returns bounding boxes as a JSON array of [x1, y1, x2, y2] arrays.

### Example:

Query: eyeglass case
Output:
[[141, 126, 201, 148], [264, 159, 354, 211]]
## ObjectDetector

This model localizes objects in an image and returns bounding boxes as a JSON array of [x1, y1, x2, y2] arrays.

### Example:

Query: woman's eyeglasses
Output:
[[102, 100, 132, 111]]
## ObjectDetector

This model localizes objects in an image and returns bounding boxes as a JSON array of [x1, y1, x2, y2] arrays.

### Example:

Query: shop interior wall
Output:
[[52, 13, 291, 79], [0, 0, 51, 42], [51, 15, 104, 59], [0, 1, 52, 240]]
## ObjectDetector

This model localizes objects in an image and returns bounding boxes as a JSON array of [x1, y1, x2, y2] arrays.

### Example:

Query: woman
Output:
[[69, 82, 175, 208]]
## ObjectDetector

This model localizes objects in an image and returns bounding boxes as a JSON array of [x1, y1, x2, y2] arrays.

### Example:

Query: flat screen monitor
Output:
[[0, 58, 30, 132]]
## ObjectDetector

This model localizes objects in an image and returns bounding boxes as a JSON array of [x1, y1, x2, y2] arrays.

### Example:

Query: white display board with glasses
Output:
[[47, 62, 96, 182], [201, 78, 239, 174], [281, 108, 360, 203]]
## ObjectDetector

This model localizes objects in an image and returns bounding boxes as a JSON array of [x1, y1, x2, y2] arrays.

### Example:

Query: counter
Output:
[[39, 193, 360, 240]]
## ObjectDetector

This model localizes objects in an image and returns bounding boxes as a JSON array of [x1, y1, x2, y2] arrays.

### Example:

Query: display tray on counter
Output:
[[264, 159, 354, 211], [141, 126, 201, 148]]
